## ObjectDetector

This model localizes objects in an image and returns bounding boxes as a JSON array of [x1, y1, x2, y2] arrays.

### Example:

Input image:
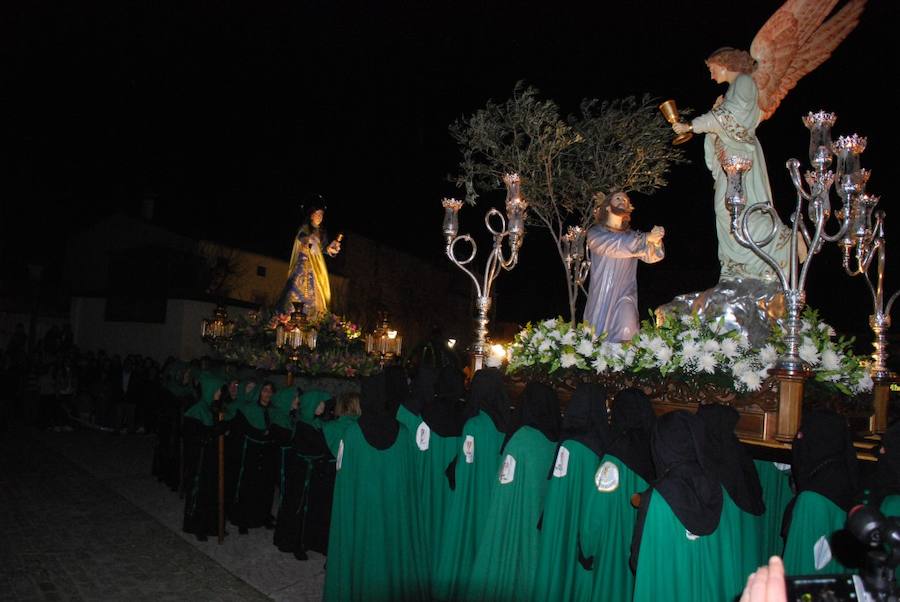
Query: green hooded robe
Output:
[[464, 426, 557, 602], [581, 454, 648, 602], [632, 490, 728, 602], [182, 374, 225, 538], [782, 491, 852, 575], [755, 459, 793, 559], [323, 373, 426, 601], [431, 410, 506, 601], [532, 440, 601, 602]]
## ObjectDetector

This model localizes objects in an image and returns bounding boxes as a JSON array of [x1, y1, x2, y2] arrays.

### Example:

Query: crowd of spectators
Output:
[[0, 322, 181, 435]]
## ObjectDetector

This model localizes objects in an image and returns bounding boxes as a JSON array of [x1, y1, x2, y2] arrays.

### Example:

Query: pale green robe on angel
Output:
[[691, 73, 795, 281]]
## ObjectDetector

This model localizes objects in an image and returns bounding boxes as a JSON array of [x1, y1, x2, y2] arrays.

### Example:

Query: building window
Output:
[[257, 265, 267, 277]]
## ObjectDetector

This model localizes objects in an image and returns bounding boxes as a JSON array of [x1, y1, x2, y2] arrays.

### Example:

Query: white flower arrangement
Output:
[[507, 308, 872, 397], [507, 317, 603, 374]]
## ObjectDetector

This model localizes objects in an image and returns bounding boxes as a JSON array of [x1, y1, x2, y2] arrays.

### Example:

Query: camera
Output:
[[785, 505, 900, 601]]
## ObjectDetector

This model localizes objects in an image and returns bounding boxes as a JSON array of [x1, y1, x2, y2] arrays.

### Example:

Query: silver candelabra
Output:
[[562, 225, 591, 292], [722, 110, 871, 379], [442, 173, 528, 370], [826, 133, 895, 381]]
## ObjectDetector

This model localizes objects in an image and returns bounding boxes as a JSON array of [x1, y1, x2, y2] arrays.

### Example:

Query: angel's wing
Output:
[[751, 0, 866, 121]]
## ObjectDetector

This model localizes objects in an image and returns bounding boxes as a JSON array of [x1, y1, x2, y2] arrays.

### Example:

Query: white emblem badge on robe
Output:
[[463, 435, 475, 464], [774, 462, 791, 472], [685, 530, 700, 541], [499, 454, 516, 484], [814, 535, 833, 570], [595, 460, 619, 492], [416, 422, 431, 451], [553, 446, 570, 478], [336, 440, 344, 471]]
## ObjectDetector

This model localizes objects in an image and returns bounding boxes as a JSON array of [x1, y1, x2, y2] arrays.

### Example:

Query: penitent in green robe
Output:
[[532, 440, 600, 602], [431, 411, 506, 601], [464, 426, 556, 602], [323, 422, 426, 602], [321, 415, 358, 457], [783, 491, 851, 575], [580, 455, 648, 602], [633, 489, 743, 602], [416, 425, 459, 577], [397, 404, 427, 480], [755, 459, 793, 559], [717, 491, 764, 598]]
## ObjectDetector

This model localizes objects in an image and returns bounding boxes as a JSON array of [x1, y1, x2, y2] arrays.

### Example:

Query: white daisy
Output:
[[731, 359, 750, 376], [739, 370, 762, 391], [576, 339, 595, 357], [759, 344, 778, 366], [821, 349, 841, 371], [681, 340, 701, 363], [702, 339, 720, 354], [720, 339, 739, 359], [798, 342, 820, 365], [678, 329, 700, 341], [698, 352, 717, 374], [816, 321, 836, 337], [655, 344, 674, 366]]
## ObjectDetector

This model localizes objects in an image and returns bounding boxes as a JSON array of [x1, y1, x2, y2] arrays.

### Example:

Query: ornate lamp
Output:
[[201, 305, 235, 345], [366, 312, 402, 361], [275, 302, 317, 361]]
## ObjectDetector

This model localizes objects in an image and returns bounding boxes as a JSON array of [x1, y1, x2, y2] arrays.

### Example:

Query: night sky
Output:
[[6, 1, 898, 337]]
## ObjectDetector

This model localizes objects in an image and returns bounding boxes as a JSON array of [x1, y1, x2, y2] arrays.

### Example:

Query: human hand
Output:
[[327, 240, 341, 256], [291, 395, 299, 411], [714, 94, 724, 109], [315, 401, 325, 416], [672, 122, 692, 135], [739, 556, 787, 602], [647, 226, 665, 244]]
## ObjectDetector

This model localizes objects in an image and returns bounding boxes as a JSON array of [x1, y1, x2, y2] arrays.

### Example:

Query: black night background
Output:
[[3, 3, 900, 599], [5, 0, 899, 341]]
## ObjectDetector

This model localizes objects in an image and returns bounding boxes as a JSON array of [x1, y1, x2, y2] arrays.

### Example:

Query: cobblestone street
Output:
[[0, 426, 325, 601]]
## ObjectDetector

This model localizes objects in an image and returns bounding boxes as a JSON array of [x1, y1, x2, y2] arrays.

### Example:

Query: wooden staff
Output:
[[217, 409, 225, 544]]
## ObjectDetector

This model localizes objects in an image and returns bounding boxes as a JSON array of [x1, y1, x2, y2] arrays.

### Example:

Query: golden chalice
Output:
[[659, 99, 693, 145]]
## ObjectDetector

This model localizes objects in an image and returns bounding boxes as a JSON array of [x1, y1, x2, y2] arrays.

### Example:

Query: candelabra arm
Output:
[[793, 209, 814, 251], [447, 235, 484, 297], [484, 208, 520, 271], [737, 203, 790, 291], [576, 260, 590, 287], [885, 288, 900, 320], [787, 159, 813, 203]]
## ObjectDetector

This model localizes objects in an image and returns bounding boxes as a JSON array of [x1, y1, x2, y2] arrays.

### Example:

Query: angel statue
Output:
[[662, 0, 865, 342]]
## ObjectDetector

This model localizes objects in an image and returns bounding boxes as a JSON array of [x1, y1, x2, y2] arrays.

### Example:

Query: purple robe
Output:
[[582, 224, 664, 342]]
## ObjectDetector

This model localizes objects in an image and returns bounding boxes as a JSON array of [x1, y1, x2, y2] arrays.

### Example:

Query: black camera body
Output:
[[785, 573, 868, 601], [785, 505, 900, 601]]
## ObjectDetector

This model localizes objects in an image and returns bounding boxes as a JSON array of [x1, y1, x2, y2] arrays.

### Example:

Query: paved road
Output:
[[0, 426, 325, 601]]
